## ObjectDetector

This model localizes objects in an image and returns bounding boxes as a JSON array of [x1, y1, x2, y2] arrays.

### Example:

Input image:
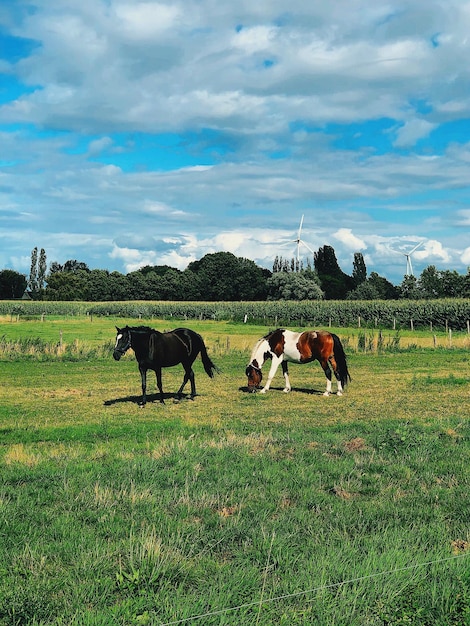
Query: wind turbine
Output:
[[280, 214, 316, 263], [403, 241, 423, 276]]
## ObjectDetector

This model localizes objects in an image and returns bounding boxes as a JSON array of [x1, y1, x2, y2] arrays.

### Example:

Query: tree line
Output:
[[0, 246, 469, 301]]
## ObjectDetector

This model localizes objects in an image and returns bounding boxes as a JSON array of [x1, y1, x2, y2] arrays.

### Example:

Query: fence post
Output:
[[410, 318, 414, 331], [433, 334, 437, 348], [467, 320, 470, 334], [358, 316, 361, 328], [449, 328, 452, 347]]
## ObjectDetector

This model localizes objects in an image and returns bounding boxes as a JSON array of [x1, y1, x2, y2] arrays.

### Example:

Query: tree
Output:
[[267, 271, 323, 300], [63, 260, 90, 273], [49, 261, 64, 274], [187, 252, 268, 301], [368, 272, 400, 299], [346, 282, 380, 301], [313, 245, 354, 299], [352, 252, 367, 287], [399, 275, 424, 299], [0, 270, 27, 299], [28, 247, 38, 293], [38, 248, 47, 290], [439, 269, 466, 298], [419, 265, 442, 298], [43, 270, 90, 300]]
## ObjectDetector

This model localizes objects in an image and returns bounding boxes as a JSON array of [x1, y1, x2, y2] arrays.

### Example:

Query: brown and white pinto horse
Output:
[[246, 328, 350, 396]]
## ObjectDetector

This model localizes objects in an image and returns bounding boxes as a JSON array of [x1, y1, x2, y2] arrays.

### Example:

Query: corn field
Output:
[[1, 298, 469, 331]]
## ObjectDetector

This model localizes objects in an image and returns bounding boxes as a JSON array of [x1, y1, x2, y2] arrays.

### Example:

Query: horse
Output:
[[113, 326, 218, 406], [245, 328, 350, 396]]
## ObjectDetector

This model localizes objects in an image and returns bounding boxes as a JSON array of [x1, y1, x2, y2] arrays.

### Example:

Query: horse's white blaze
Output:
[[115, 333, 123, 348]]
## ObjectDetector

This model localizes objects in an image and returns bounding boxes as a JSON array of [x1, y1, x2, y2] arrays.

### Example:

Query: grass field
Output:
[[0, 317, 469, 625]]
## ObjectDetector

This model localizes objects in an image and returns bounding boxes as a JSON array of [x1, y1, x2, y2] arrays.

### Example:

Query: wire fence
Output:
[[158, 552, 469, 625]]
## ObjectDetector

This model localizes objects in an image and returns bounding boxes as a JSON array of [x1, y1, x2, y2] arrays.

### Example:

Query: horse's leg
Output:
[[319, 359, 332, 396], [281, 361, 291, 393], [176, 365, 193, 399], [328, 355, 343, 396], [260, 356, 282, 393], [155, 367, 165, 404], [188, 368, 196, 399], [139, 365, 147, 406]]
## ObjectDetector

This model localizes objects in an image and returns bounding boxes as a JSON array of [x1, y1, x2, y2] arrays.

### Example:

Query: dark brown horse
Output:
[[113, 326, 218, 406], [246, 328, 350, 396]]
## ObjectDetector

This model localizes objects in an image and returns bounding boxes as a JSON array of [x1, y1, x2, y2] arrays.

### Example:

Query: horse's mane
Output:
[[249, 335, 270, 362], [128, 325, 155, 333], [263, 328, 285, 339]]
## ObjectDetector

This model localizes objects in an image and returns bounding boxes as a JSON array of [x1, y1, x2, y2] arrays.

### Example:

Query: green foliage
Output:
[[352, 252, 367, 287], [0, 298, 469, 330], [0, 270, 27, 300], [267, 271, 324, 300], [188, 251, 269, 301], [314, 245, 354, 299]]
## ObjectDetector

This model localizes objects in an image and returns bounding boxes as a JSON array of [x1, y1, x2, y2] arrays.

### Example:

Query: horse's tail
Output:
[[332, 333, 351, 387], [199, 338, 219, 378]]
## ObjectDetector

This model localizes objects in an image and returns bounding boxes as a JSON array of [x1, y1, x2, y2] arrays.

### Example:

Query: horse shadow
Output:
[[239, 385, 326, 395], [104, 392, 194, 406]]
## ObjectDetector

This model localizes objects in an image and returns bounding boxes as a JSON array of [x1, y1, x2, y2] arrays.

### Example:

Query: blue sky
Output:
[[1, 1, 470, 285]]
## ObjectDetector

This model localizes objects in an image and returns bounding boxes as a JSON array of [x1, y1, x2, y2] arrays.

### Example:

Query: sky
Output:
[[1, 0, 470, 286]]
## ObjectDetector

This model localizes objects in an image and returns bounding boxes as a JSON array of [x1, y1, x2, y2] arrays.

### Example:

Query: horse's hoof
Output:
[[173, 398, 180, 404], [337, 391, 343, 396], [323, 391, 330, 397], [283, 388, 291, 393]]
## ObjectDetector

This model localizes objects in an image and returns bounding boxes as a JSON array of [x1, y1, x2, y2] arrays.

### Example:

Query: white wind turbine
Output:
[[403, 241, 423, 276], [280, 214, 316, 263]]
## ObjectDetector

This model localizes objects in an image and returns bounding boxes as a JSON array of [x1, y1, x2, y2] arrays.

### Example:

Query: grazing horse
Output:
[[246, 328, 350, 396], [113, 326, 218, 406]]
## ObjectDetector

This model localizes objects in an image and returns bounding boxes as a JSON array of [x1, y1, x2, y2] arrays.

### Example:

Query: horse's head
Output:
[[113, 326, 131, 360], [245, 360, 263, 392], [245, 338, 273, 392]]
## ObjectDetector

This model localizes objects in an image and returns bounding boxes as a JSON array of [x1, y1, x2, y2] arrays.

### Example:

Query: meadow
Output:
[[0, 315, 469, 625]]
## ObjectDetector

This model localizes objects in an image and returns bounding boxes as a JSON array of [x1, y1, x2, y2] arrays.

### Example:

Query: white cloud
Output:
[[333, 228, 366, 250], [461, 247, 470, 265], [394, 119, 437, 147], [1, 0, 470, 284], [114, 2, 181, 39], [88, 137, 113, 156]]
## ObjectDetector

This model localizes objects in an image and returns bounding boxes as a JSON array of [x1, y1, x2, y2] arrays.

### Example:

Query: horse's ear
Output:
[[116, 326, 121, 332]]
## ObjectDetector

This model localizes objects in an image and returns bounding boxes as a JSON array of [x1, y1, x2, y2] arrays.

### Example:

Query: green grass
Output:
[[0, 318, 469, 625]]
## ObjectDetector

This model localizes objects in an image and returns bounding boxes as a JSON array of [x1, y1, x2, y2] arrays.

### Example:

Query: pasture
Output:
[[0, 316, 469, 625]]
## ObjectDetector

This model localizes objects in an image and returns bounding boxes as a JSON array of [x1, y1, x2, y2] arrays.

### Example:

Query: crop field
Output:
[[0, 316, 469, 625]]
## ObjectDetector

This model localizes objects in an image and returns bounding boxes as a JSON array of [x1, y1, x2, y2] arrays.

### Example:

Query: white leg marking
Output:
[[283, 371, 291, 393], [261, 356, 282, 393]]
